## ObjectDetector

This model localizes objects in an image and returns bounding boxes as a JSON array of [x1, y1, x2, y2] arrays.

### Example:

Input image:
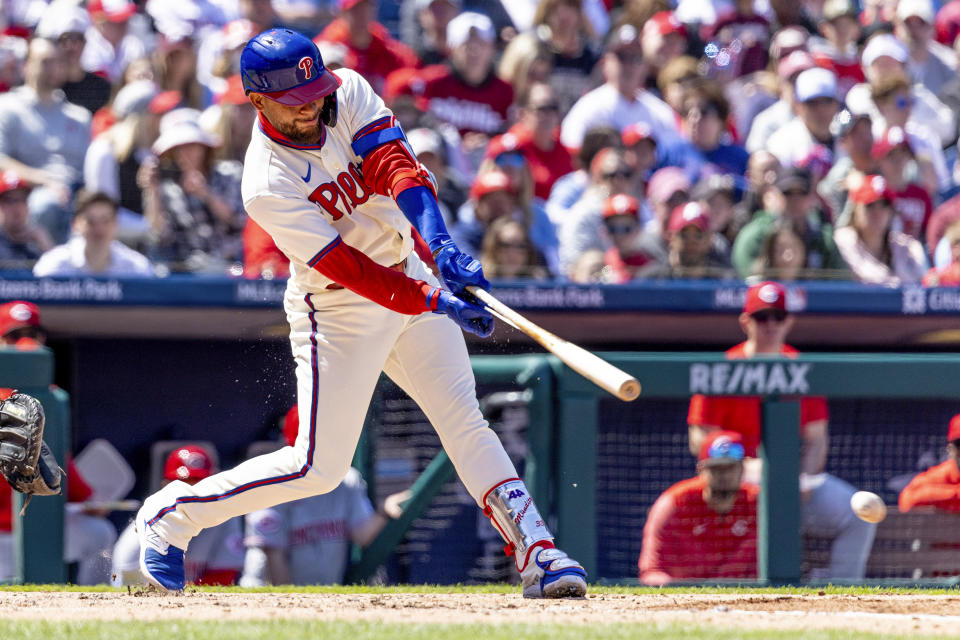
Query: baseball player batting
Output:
[[135, 28, 587, 598]]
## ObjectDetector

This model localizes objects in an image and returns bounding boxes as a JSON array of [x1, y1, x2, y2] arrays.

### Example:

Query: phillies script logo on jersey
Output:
[[308, 162, 373, 221], [299, 56, 314, 80]]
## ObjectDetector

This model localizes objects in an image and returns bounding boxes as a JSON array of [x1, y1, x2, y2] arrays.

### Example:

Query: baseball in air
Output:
[[850, 491, 887, 523]]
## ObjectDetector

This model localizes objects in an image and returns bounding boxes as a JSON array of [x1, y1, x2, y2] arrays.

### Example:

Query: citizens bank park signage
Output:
[[689, 361, 811, 395]]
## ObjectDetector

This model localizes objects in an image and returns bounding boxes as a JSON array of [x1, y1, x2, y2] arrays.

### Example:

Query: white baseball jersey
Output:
[[241, 468, 374, 585], [139, 66, 520, 557], [242, 68, 414, 294]]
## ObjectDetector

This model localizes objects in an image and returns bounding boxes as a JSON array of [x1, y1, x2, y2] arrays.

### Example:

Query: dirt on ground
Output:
[[1, 591, 959, 635]]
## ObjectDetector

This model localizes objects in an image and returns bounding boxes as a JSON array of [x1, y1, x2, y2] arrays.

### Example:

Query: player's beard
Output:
[[276, 119, 323, 145]]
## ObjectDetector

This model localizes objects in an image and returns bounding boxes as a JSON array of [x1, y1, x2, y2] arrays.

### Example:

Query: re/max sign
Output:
[[688, 362, 811, 395]]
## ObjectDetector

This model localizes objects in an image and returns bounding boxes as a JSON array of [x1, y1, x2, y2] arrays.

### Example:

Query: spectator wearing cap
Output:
[[870, 126, 933, 244], [637, 201, 733, 279], [452, 170, 525, 260], [732, 167, 844, 278], [922, 219, 960, 285], [621, 122, 659, 186], [641, 11, 688, 84], [316, 0, 420, 97], [84, 81, 170, 244], [835, 174, 928, 285], [0, 171, 53, 270], [808, 0, 864, 98], [765, 67, 839, 168], [557, 147, 639, 276], [688, 281, 877, 579], [599, 194, 658, 283], [899, 413, 960, 512], [644, 166, 691, 237], [112, 444, 245, 586], [81, 0, 146, 84], [396, 12, 511, 166], [818, 109, 875, 224], [559, 24, 680, 153], [497, 82, 573, 202], [895, 0, 957, 96], [745, 50, 816, 155], [36, 4, 111, 114], [33, 190, 154, 278], [141, 115, 244, 272], [702, 0, 772, 77], [480, 216, 549, 280], [0, 37, 91, 245], [846, 33, 956, 150], [639, 430, 759, 586], [497, 0, 600, 116], [868, 73, 947, 196]]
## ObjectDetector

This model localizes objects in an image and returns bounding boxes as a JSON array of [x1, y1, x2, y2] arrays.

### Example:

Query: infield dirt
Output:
[[0, 591, 958, 635]]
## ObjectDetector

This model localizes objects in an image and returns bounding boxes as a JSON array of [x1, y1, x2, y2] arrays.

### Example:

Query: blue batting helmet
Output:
[[240, 28, 341, 105]]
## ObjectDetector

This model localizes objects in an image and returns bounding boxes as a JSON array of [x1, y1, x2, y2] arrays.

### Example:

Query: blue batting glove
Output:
[[433, 241, 490, 297], [432, 288, 494, 338]]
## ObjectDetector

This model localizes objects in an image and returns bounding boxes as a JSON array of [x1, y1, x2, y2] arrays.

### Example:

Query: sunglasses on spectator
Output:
[[58, 32, 85, 44], [783, 189, 808, 197], [751, 309, 788, 323], [605, 222, 637, 235], [495, 153, 526, 168], [684, 102, 719, 118], [530, 103, 560, 113], [602, 169, 632, 180]]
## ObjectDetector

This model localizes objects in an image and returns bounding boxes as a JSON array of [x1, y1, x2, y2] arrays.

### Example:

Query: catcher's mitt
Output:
[[0, 393, 62, 512]]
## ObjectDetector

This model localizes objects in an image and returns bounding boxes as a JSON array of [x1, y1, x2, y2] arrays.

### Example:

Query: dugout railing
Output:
[[554, 352, 960, 585]]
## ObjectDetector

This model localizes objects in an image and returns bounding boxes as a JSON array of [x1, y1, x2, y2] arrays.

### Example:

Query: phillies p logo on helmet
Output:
[[299, 56, 314, 80]]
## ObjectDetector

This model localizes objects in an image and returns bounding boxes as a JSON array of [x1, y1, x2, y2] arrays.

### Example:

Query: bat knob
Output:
[[619, 379, 642, 402]]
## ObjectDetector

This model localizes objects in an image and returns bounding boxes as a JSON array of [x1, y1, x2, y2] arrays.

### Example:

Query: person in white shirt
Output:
[[765, 68, 839, 168], [81, 0, 147, 84], [33, 190, 155, 277], [560, 24, 680, 152], [894, 0, 957, 96]]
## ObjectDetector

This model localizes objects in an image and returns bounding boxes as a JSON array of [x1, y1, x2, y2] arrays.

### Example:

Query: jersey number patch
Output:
[[307, 163, 372, 221]]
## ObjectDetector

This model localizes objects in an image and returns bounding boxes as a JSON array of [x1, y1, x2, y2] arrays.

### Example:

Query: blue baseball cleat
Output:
[[521, 546, 588, 598], [136, 510, 186, 592]]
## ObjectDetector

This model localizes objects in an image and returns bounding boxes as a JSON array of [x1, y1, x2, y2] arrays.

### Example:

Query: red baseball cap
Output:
[[698, 430, 746, 465], [621, 122, 656, 147], [777, 50, 816, 80], [602, 194, 640, 219], [470, 170, 515, 200], [484, 133, 521, 161], [668, 201, 709, 233], [0, 301, 40, 338], [850, 174, 893, 206], [743, 281, 787, 314], [948, 414, 960, 442], [0, 171, 32, 197], [163, 445, 214, 482], [148, 90, 182, 115], [644, 11, 687, 39], [88, 0, 137, 23], [871, 126, 912, 159]]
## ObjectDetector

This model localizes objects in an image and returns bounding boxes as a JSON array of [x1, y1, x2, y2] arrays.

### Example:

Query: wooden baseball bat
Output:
[[467, 287, 641, 402]]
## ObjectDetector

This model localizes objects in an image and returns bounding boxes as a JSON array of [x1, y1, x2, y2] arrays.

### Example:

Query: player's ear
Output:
[[248, 92, 266, 111]]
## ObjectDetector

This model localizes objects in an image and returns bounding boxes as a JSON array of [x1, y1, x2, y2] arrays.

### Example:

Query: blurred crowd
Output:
[[1, 0, 960, 286]]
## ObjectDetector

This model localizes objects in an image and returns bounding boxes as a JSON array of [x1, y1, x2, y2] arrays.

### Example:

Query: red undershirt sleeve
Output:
[[310, 236, 441, 314], [361, 139, 435, 199]]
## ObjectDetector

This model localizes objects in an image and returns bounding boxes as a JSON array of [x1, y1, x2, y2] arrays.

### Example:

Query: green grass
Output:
[[0, 620, 949, 640]]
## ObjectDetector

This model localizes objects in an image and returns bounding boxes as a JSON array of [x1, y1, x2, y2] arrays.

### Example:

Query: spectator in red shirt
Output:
[[871, 127, 933, 245], [316, 0, 421, 95], [639, 430, 759, 585], [900, 413, 960, 511], [493, 82, 572, 201], [601, 194, 653, 282], [687, 281, 876, 579], [410, 11, 513, 159]]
